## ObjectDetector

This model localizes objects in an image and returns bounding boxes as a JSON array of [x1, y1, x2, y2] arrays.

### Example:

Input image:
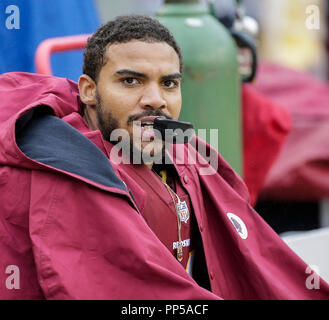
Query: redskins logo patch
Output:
[[227, 213, 248, 239]]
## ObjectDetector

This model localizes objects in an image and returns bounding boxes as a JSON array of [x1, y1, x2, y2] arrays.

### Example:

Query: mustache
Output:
[[127, 110, 172, 123]]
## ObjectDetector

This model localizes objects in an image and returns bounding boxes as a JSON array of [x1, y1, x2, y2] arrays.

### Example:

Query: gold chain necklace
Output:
[[152, 170, 184, 262]]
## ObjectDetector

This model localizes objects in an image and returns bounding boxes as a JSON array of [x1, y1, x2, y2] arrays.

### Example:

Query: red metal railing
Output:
[[35, 34, 91, 75]]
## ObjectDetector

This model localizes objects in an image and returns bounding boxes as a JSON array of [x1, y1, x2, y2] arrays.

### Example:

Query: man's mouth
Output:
[[138, 116, 165, 126], [134, 116, 166, 140]]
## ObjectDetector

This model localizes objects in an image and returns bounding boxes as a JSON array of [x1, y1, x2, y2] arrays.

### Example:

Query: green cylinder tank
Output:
[[156, 0, 242, 176]]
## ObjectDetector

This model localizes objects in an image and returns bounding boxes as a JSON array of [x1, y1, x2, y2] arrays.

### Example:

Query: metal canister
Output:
[[157, 0, 242, 175]]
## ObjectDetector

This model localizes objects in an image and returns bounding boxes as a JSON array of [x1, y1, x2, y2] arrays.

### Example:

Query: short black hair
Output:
[[82, 15, 183, 82]]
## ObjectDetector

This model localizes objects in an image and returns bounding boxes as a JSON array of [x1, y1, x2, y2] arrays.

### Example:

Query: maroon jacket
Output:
[[0, 72, 328, 300]]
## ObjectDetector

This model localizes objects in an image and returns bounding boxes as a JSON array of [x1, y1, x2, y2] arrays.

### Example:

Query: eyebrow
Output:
[[116, 69, 146, 78], [161, 73, 182, 81], [115, 69, 182, 80]]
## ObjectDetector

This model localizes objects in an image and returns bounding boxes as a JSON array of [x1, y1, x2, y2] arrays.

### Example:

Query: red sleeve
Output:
[[242, 84, 292, 205]]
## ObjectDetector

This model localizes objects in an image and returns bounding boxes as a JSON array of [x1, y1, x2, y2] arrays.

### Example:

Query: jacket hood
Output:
[[0, 72, 82, 168]]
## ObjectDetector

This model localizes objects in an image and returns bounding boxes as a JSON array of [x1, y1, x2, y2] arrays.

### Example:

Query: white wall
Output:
[[282, 227, 329, 285]]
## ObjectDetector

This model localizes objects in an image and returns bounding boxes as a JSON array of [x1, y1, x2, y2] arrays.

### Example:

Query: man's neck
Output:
[[83, 106, 99, 131]]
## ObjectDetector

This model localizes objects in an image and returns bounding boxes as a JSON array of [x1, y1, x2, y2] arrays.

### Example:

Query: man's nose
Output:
[[140, 84, 166, 110]]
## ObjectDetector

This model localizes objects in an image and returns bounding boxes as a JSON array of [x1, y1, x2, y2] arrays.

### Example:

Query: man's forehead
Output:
[[104, 40, 180, 72]]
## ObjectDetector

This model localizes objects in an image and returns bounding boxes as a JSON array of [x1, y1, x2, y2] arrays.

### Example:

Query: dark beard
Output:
[[94, 92, 171, 164], [95, 92, 119, 143]]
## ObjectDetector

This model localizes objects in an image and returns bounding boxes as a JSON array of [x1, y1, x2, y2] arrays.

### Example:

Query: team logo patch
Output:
[[176, 201, 190, 223], [227, 213, 248, 239]]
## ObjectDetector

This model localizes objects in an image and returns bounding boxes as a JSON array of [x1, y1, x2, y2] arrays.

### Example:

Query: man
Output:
[[0, 15, 328, 300]]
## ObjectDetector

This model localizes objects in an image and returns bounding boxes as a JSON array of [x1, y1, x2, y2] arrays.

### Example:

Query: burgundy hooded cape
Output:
[[0, 72, 328, 300], [254, 63, 329, 201]]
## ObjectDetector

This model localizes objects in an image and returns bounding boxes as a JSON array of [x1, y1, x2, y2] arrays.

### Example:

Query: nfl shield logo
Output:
[[176, 201, 190, 223]]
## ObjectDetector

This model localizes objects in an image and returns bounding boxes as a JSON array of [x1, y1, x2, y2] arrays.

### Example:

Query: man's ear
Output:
[[78, 74, 97, 106]]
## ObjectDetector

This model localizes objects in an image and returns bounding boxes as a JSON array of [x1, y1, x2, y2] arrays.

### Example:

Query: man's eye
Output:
[[163, 80, 178, 89], [123, 78, 138, 85]]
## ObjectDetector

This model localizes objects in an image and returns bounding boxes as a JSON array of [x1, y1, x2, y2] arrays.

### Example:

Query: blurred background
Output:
[[1, 0, 329, 282]]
